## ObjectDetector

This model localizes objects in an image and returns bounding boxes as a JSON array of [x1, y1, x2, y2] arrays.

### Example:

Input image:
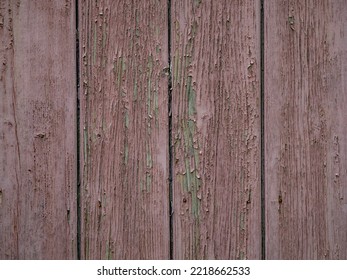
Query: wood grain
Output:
[[0, 0, 77, 259], [171, 0, 261, 259], [79, 0, 169, 259], [265, 0, 347, 259]]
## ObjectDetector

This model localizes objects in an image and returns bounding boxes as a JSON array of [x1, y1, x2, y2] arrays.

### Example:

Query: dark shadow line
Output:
[[75, 0, 81, 260], [260, 0, 266, 260], [167, 0, 174, 260]]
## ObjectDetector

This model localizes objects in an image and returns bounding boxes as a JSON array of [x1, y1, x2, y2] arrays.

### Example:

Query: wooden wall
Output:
[[0, 0, 346, 260]]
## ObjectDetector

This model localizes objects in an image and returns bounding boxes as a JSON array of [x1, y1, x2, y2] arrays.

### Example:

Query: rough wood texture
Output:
[[265, 0, 347, 259], [172, 0, 261, 259], [80, 0, 169, 259], [0, 0, 77, 259]]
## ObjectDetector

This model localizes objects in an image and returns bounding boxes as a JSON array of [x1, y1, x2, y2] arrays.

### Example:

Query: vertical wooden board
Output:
[[0, 1, 77, 259], [265, 0, 347, 259], [172, 0, 261, 259], [80, 0, 169, 259]]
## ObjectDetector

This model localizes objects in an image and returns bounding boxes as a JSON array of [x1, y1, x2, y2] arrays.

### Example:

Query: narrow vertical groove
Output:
[[75, 0, 81, 260], [260, 0, 266, 260], [167, 0, 174, 260]]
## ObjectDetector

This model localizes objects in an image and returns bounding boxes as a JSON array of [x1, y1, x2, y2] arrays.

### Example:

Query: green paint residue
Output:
[[125, 110, 129, 128], [146, 142, 152, 169], [194, 0, 202, 6], [146, 173, 151, 192], [187, 76, 196, 116], [122, 58, 126, 73], [172, 15, 201, 255], [179, 117, 201, 219], [239, 251, 245, 260], [175, 25, 202, 218], [105, 240, 112, 260], [153, 81, 159, 127], [139, 179, 144, 191]]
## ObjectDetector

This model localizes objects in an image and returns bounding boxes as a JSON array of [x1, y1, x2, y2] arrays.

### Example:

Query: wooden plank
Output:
[[0, 0, 77, 259], [172, 0, 261, 259], [265, 0, 347, 259], [80, 0, 169, 259]]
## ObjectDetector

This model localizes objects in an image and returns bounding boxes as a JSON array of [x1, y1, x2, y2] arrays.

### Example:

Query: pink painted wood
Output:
[[171, 0, 261, 259], [265, 0, 347, 259], [0, 0, 77, 259], [79, 0, 169, 259], [1, 0, 345, 261]]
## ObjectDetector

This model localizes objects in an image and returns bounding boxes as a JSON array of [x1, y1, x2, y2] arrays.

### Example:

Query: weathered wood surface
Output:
[[0, 0, 77, 259], [171, 0, 261, 259], [1, 0, 346, 261], [79, 0, 169, 259], [265, 0, 347, 259]]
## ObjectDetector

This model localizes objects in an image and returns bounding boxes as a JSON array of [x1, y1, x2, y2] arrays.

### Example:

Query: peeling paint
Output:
[[171, 0, 262, 260]]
